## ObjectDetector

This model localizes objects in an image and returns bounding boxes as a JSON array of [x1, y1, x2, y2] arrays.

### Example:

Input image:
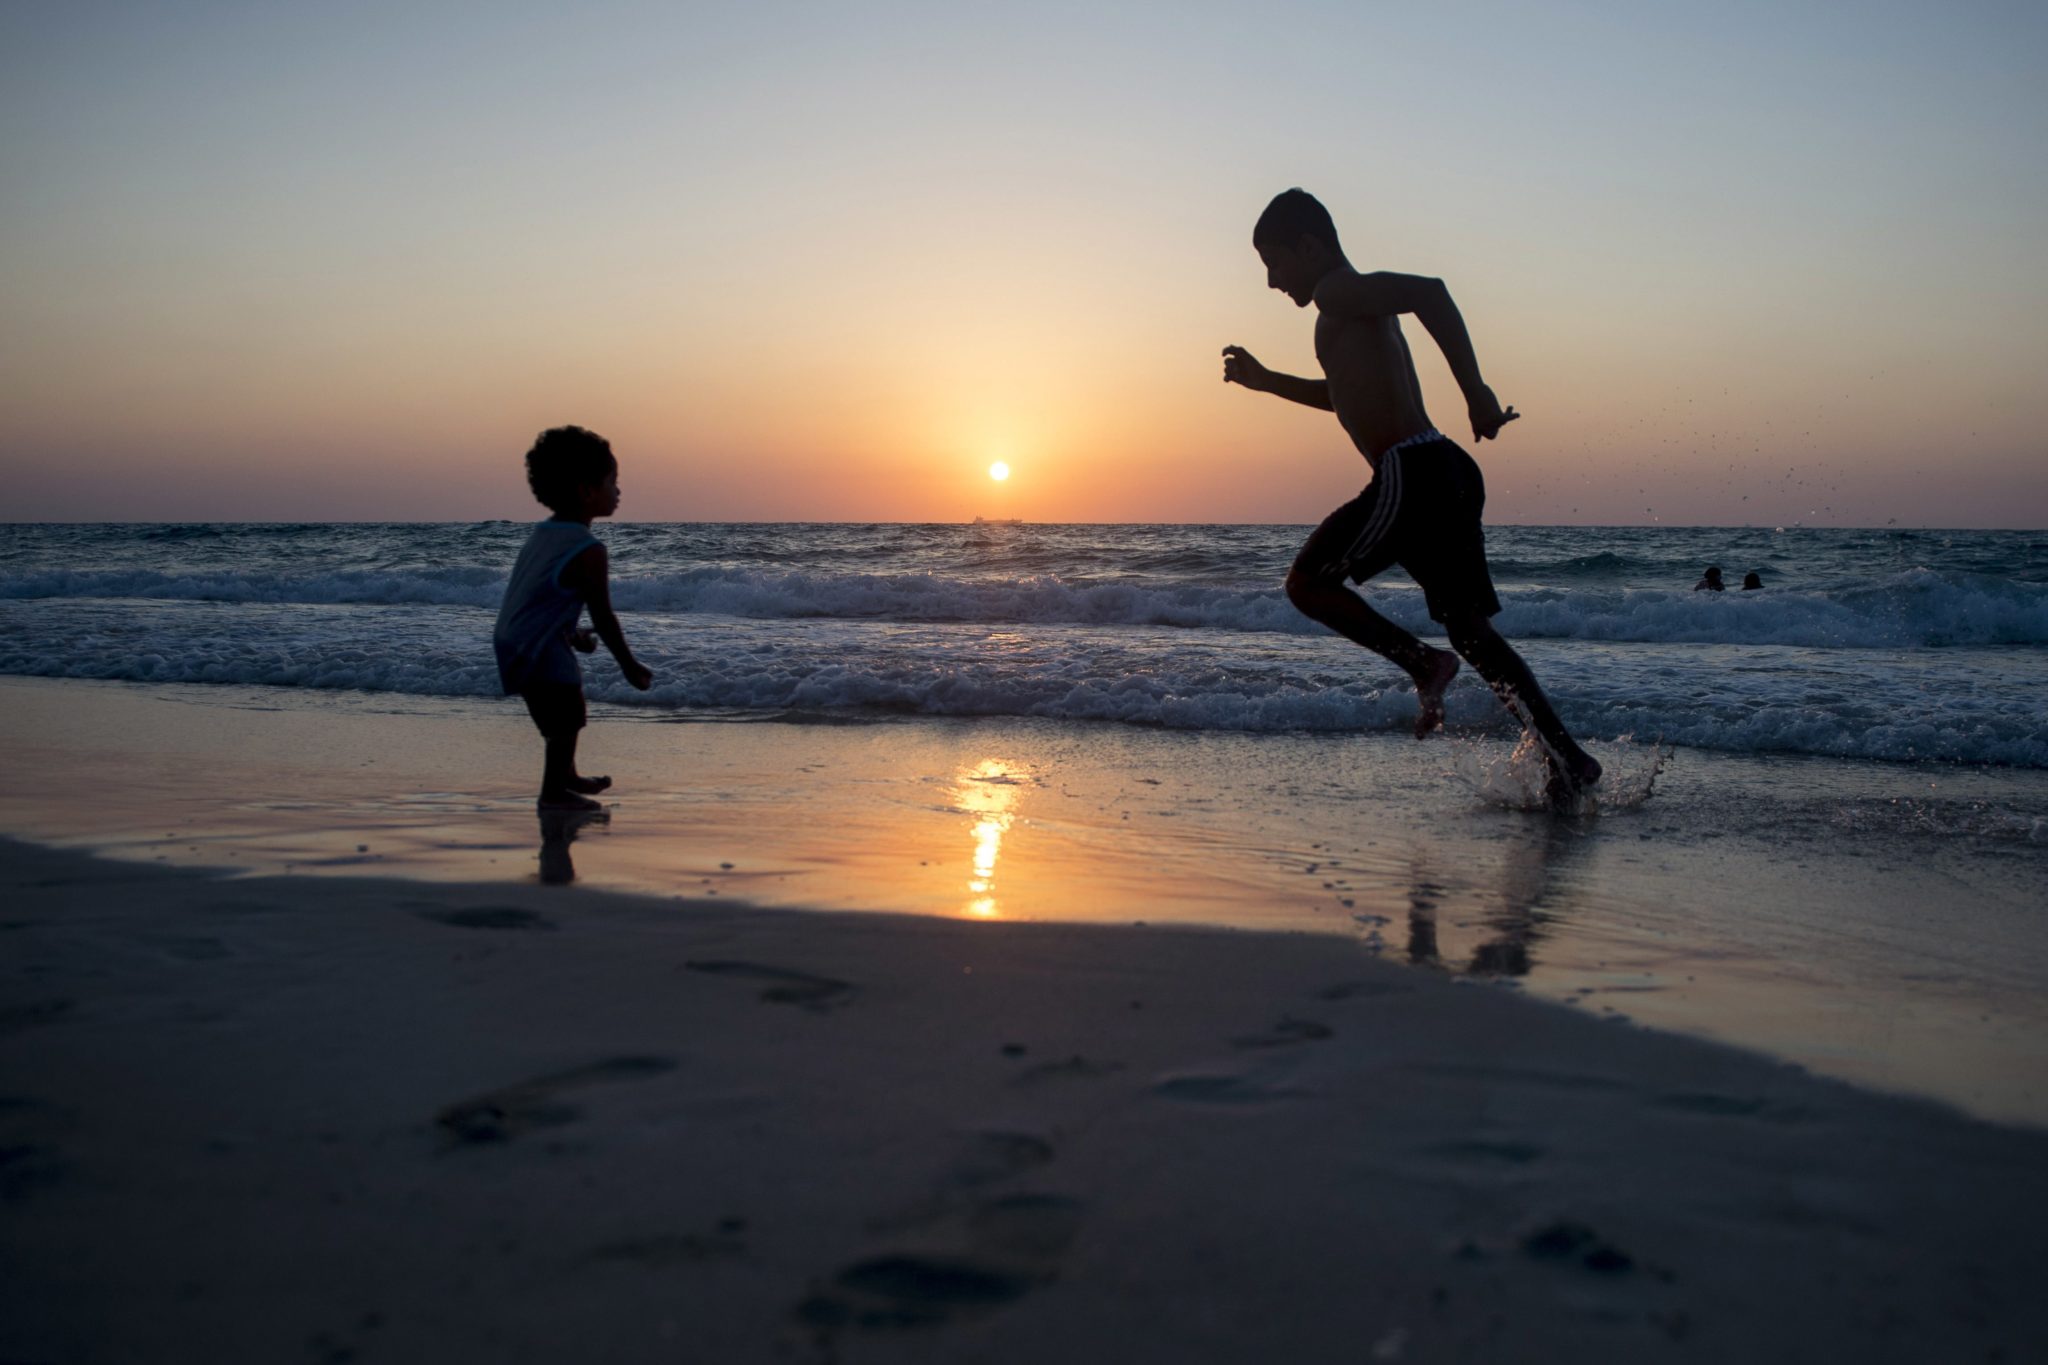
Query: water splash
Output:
[[1451, 734, 1671, 815]]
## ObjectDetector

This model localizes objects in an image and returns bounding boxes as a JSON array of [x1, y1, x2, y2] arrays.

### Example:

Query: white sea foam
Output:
[[3, 524, 2044, 769], [5, 564, 2045, 649], [5, 603, 2043, 766]]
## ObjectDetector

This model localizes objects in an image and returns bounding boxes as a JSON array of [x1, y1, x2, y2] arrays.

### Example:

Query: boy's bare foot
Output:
[[568, 774, 612, 795], [539, 791, 604, 812], [1542, 751, 1604, 813], [1414, 649, 1460, 738]]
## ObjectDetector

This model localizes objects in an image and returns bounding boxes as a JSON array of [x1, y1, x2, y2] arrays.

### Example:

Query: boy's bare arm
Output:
[[562, 545, 654, 690], [1313, 271, 1518, 441], [1221, 345, 1333, 410]]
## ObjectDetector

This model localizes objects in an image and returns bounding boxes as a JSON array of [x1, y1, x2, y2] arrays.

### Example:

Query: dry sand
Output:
[[5, 834, 2047, 1364]]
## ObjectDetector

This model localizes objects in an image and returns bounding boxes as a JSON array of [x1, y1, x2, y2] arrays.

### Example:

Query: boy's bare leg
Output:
[[540, 733, 604, 811], [1442, 615, 1602, 792], [1285, 571, 1460, 737]]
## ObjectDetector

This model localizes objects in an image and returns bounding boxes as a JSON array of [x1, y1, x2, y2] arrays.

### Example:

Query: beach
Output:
[[10, 0, 2048, 1354], [4, 520, 2047, 1359], [4, 675, 2048, 1361]]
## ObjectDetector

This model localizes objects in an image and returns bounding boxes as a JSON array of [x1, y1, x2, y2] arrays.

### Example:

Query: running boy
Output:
[[493, 425, 653, 811], [1222, 189, 1601, 801]]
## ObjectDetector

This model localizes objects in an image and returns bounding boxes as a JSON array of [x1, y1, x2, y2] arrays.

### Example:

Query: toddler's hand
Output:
[[623, 661, 654, 691], [569, 628, 598, 653]]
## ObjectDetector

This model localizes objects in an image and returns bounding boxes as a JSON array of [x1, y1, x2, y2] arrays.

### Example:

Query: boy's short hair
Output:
[[524, 425, 616, 514], [1253, 188, 1342, 255]]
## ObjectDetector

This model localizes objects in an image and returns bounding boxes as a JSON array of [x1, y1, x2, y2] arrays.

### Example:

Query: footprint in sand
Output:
[[1653, 1091, 1808, 1124], [142, 933, 233, 961], [1315, 979, 1413, 1001], [950, 1130, 1056, 1187], [866, 1130, 1060, 1236], [795, 1129, 1084, 1340], [1230, 1016, 1333, 1049], [0, 1000, 74, 1036], [1521, 1220, 1637, 1274], [589, 1218, 749, 1266], [435, 1055, 676, 1146], [797, 1255, 1035, 1330], [1402, 1061, 1633, 1095], [413, 905, 558, 932], [0, 1130, 66, 1201], [798, 1192, 1084, 1334], [684, 960, 856, 1012], [1153, 1072, 1302, 1105], [1011, 1054, 1125, 1087], [1422, 1138, 1547, 1167]]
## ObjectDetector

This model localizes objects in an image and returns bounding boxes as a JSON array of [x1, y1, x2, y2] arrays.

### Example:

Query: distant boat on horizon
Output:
[[973, 517, 1023, 526]]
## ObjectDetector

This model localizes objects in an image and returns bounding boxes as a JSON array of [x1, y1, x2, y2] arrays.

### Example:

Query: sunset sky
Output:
[[3, 1, 2043, 526]]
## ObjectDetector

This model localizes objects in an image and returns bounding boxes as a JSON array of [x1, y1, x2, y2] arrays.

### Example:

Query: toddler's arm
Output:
[[561, 544, 653, 691]]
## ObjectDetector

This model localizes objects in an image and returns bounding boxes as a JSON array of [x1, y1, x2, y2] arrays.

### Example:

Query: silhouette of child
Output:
[[493, 425, 653, 811], [1220, 187, 1602, 806], [1695, 565, 1725, 592], [1742, 571, 1764, 590]]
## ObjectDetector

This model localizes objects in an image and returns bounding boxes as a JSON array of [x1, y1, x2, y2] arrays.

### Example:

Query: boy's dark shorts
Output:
[[518, 682, 587, 738], [1291, 437, 1502, 623]]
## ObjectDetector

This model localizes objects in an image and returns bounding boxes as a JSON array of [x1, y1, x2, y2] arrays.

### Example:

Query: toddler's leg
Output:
[[540, 732, 603, 811]]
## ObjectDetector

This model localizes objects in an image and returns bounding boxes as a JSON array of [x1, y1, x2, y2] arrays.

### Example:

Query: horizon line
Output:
[[1, 519, 2036, 533]]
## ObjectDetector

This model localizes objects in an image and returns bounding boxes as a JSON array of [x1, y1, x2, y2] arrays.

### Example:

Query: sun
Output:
[[988, 461, 1010, 482]]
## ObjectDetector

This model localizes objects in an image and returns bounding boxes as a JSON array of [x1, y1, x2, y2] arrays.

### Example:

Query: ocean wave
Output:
[[0, 566, 511, 608], [6, 563, 2046, 649], [6, 630, 2042, 767], [1495, 569, 2048, 648]]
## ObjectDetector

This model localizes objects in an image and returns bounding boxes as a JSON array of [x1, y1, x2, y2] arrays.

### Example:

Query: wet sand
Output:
[[2, 677, 2045, 1126]]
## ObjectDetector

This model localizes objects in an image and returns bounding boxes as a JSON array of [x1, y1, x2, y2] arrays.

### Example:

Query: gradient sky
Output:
[[3, 1, 2043, 525]]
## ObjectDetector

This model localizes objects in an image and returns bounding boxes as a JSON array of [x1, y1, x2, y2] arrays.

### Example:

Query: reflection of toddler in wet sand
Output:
[[492, 425, 653, 811]]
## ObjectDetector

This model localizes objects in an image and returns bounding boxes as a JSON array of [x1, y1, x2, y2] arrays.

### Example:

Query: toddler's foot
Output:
[[568, 774, 612, 795], [1413, 650, 1460, 738], [539, 791, 604, 812]]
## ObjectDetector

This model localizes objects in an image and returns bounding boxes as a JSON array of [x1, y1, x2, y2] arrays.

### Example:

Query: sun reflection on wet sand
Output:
[[954, 758, 1021, 918]]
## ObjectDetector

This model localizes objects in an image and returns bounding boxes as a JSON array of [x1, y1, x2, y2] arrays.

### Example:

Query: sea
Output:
[[3, 521, 2045, 769]]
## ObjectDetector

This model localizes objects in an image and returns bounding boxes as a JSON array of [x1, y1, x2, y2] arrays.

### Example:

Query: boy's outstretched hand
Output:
[[1468, 385, 1519, 442], [1221, 345, 1272, 392], [622, 661, 653, 691]]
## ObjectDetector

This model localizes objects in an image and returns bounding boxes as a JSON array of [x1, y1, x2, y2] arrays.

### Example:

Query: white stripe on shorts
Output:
[[1378, 427, 1445, 460], [1336, 446, 1405, 571]]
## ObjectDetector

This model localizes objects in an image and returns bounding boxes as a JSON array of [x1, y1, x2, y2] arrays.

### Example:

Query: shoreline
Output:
[[2, 675, 2045, 1129], [5, 834, 2047, 1361]]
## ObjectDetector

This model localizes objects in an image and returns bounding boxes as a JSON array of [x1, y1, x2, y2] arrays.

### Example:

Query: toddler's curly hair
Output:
[[524, 425, 615, 514]]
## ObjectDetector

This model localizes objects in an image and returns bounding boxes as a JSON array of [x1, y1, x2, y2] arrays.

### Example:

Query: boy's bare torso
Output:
[[1314, 309, 1436, 470]]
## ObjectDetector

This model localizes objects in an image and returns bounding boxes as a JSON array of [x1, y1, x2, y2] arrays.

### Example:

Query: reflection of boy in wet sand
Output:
[[1223, 189, 1600, 800]]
